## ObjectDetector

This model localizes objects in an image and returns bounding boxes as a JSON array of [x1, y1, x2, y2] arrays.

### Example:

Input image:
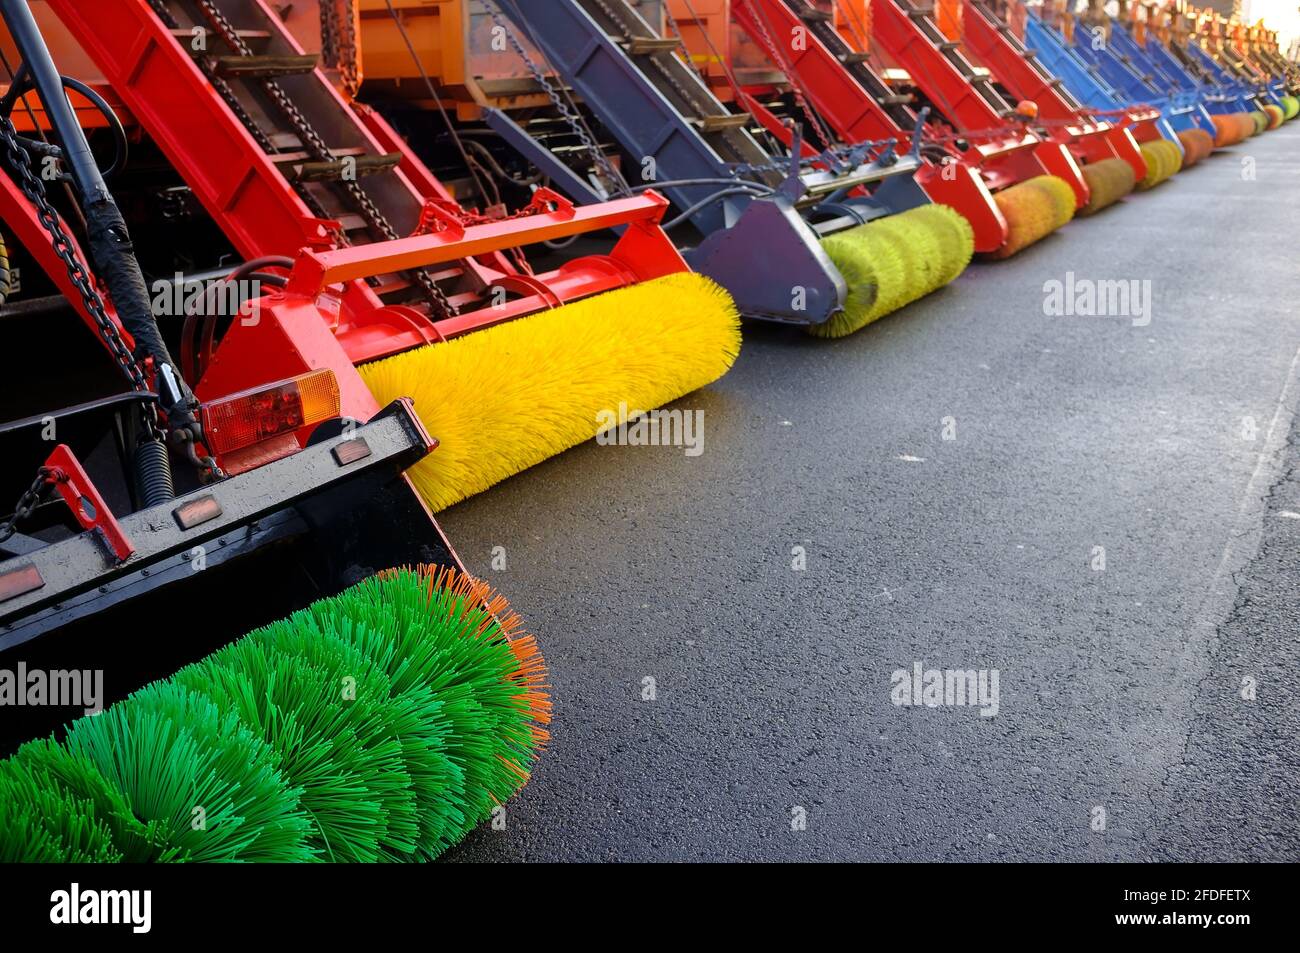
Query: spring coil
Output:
[[133, 438, 174, 508]]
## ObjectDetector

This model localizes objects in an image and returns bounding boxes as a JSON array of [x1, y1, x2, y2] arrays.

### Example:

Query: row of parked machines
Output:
[[0, 0, 1293, 862]]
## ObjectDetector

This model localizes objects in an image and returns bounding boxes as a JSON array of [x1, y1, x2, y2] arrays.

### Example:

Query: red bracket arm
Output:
[[44, 445, 134, 564], [283, 192, 671, 299]]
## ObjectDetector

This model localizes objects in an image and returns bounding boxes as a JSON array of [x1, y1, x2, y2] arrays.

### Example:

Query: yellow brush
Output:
[[987, 175, 1076, 259], [360, 272, 741, 511], [1079, 158, 1136, 216], [905, 204, 977, 288], [1137, 140, 1182, 190], [810, 204, 974, 338]]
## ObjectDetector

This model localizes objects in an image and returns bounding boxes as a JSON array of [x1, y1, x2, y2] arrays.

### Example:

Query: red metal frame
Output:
[[863, 0, 1089, 206], [41, 0, 365, 297], [43, 444, 134, 563], [730, 0, 1011, 250], [0, 170, 135, 351], [955, 0, 1147, 180], [31, 0, 689, 455], [196, 190, 684, 428]]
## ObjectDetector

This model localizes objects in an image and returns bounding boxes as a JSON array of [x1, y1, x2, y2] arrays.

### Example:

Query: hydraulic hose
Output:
[[662, 186, 774, 230], [0, 0, 194, 429], [0, 0, 191, 504]]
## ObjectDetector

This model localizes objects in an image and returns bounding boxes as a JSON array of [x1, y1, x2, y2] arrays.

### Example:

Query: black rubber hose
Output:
[[83, 199, 180, 387], [0, 0, 195, 431], [59, 75, 129, 181], [226, 256, 294, 282]]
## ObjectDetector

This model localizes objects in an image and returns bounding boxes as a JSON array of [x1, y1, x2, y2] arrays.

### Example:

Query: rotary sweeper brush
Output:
[[722, 0, 1081, 258], [1142, 5, 1285, 136], [1, 566, 549, 862], [0, 0, 546, 859], [33, 0, 740, 514], [1017, 3, 1228, 144], [348, 0, 974, 338], [1115, 4, 1218, 163]]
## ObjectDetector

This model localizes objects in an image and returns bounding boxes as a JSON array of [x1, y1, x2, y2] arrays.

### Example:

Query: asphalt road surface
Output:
[[442, 122, 1300, 862]]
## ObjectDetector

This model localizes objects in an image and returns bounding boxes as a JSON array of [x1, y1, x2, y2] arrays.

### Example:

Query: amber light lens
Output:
[[201, 369, 341, 455]]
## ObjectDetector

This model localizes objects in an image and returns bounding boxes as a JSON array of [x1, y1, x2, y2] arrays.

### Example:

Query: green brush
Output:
[[14, 738, 159, 861], [0, 567, 549, 863], [60, 683, 314, 862], [905, 204, 976, 287], [815, 227, 905, 338], [173, 629, 421, 862], [811, 203, 974, 338], [312, 568, 548, 842], [0, 758, 120, 862]]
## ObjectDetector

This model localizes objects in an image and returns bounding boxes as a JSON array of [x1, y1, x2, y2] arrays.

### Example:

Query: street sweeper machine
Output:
[[328, 0, 983, 338], [672, 0, 1085, 257], [0, 0, 743, 861], [0, 0, 1294, 864]]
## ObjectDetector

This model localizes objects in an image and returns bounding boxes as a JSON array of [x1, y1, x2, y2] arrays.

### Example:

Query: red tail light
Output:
[[201, 370, 341, 455]]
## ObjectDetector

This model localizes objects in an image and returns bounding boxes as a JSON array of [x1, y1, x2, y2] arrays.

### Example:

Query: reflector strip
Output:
[[173, 494, 224, 530], [0, 563, 44, 603]]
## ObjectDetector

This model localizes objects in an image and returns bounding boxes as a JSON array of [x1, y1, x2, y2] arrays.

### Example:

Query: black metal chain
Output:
[[485, 0, 632, 197], [590, 0, 696, 108], [320, 0, 341, 83], [659, 0, 696, 74], [146, 0, 278, 152], [320, 0, 361, 100], [194, 0, 456, 315], [737, 0, 836, 150], [147, 2, 347, 262], [166, 0, 457, 316], [0, 467, 52, 546], [0, 114, 160, 442]]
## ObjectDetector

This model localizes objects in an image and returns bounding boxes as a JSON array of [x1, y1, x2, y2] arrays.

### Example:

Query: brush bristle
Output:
[[0, 566, 549, 863], [811, 203, 973, 338], [1137, 139, 1182, 190], [58, 683, 314, 862], [1263, 104, 1284, 130], [1079, 158, 1136, 215], [1281, 96, 1299, 121], [1212, 113, 1255, 147], [307, 566, 550, 853], [359, 272, 740, 512], [906, 203, 977, 287], [986, 175, 1076, 259], [1176, 128, 1214, 167], [171, 627, 424, 862], [14, 738, 160, 862], [0, 758, 120, 862]]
